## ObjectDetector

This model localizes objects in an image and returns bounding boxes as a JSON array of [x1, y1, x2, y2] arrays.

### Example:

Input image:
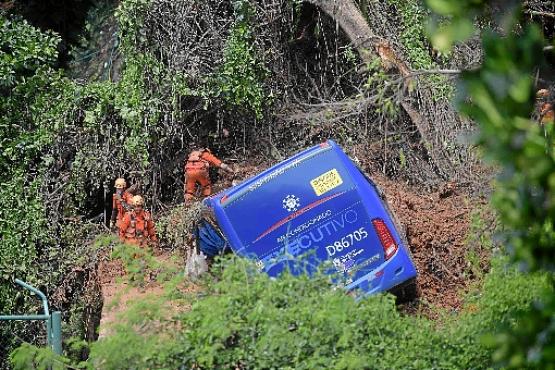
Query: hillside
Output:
[[2, 0, 555, 369]]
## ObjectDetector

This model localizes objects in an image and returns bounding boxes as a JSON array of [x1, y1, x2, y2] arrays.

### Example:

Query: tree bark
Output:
[[307, 0, 411, 76], [306, 0, 465, 180]]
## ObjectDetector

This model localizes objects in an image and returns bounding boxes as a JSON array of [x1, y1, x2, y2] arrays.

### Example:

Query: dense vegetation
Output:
[[428, 0, 555, 367], [1, 0, 555, 368], [10, 253, 550, 369]]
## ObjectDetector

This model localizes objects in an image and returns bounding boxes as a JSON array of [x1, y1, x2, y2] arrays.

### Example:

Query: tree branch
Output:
[[525, 10, 555, 18], [406, 69, 463, 78]]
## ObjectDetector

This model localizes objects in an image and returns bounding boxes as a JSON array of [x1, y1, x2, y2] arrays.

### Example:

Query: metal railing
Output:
[[0, 279, 62, 356]]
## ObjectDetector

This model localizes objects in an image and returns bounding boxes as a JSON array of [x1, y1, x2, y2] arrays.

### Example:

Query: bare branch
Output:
[[405, 69, 463, 79], [525, 9, 555, 18]]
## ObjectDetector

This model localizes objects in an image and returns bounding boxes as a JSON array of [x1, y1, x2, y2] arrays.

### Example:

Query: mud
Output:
[[372, 174, 492, 315]]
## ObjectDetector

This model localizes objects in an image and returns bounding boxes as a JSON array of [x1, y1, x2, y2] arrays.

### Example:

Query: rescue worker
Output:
[[537, 88, 554, 125], [119, 195, 158, 247], [184, 147, 233, 202], [110, 178, 134, 229]]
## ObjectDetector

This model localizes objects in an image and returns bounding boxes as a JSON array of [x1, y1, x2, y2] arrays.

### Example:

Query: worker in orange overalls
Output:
[[184, 147, 233, 202], [110, 178, 134, 229], [119, 195, 158, 247], [537, 89, 554, 125]]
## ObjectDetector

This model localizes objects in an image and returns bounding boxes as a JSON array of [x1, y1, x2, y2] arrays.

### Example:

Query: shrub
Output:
[[51, 254, 547, 369]]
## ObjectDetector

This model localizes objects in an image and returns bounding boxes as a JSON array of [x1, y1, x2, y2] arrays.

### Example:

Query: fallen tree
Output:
[[305, 0, 478, 181]]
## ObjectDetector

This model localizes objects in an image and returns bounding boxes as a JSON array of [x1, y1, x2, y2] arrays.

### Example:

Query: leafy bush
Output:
[[0, 17, 59, 88], [0, 15, 62, 336], [0, 16, 66, 175], [14, 253, 546, 369], [427, 0, 555, 367], [0, 176, 50, 311], [0, 15, 102, 366], [169, 256, 549, 369]]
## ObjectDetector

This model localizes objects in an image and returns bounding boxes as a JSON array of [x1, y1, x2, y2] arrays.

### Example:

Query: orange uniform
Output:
[[536, 89, 554, 125], [184, 149, 223, 201], [540, 102, 554, 125], [118, 209, 157, 246], [111, 190, 133, 226]]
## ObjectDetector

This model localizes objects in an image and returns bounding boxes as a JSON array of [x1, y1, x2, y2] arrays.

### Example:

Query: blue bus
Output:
[[198, 140, 418, 299]]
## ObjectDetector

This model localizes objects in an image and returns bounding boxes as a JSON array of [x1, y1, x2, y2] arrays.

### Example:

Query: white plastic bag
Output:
[[184, 247, 208, 280]]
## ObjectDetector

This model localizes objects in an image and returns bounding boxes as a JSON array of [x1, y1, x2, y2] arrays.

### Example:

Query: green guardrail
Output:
[[0, 279, 62, 355]]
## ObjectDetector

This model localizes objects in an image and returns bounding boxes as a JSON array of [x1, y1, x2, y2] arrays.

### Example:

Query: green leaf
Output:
[[429, 18, 474, 52], [426, 0, 462, 16]]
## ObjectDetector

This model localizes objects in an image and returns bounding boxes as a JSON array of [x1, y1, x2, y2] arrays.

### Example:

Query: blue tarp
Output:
[[196, 219, 229, 257]]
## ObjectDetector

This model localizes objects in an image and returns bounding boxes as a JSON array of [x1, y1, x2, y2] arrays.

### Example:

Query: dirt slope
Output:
[[373, 174, 491, 314], [96, 251, 195, 338]]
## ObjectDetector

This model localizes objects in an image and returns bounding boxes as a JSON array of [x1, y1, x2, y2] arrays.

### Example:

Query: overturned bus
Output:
[[196, 140, 418, 299]]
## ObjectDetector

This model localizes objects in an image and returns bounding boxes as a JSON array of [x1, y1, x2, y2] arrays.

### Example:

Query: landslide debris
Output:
[[373, 174, 492, 315]]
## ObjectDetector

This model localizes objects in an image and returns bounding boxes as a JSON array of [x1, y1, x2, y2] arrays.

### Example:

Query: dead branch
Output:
[[525, 9, 555, 18], [305, 0, 475, 181]]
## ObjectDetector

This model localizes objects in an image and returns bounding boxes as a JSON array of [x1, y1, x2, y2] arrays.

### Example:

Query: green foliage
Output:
[[114, 0, 152, 56], [425, 0, 485, 52], [463, 24, 555, 368], [216, 0, 269, 118], [0, 175, 49, 313], [168, 256, 547, 369], [111, 242, 159, 286], [427, 0, 555, 367], [0, 69, 70, 175], [384, 0, 452, 98], [0, 1, 184, 296], [387, 0, 436, 69], [11, 253, 550, 369], [0, 15, 105, 365], [446, 256, 552, 369], [364, 57, 399, 118], [0, 16, 63, 322], [464, 206, 495, 279], [0, 17, 60, 88], [460, 20, 547, 272], [10, 343, 70, 370], [487, 288, 555, 368], [0, 15, 69, 176]]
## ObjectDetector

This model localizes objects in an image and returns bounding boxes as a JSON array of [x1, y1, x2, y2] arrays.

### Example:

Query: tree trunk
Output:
[[306, 0, 468, 180]]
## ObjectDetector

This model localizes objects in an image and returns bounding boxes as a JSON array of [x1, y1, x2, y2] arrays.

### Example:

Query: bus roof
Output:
[[214, 141, 338, 207]]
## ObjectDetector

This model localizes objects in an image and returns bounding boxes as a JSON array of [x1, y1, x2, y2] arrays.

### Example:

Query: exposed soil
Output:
[[372, 174, 492, 315], [96, 250, 197, 338]]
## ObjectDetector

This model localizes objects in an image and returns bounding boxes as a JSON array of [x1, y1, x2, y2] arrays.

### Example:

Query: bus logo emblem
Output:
[[283, 195, 300, 212]]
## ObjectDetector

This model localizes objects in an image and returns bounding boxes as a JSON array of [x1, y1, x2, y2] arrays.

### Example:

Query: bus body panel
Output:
[[204, 140, 417, 295]]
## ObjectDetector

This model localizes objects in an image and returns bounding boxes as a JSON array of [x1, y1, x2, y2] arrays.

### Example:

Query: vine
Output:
[[384, 0, 453, 99], [215, 0, 269, 119]]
